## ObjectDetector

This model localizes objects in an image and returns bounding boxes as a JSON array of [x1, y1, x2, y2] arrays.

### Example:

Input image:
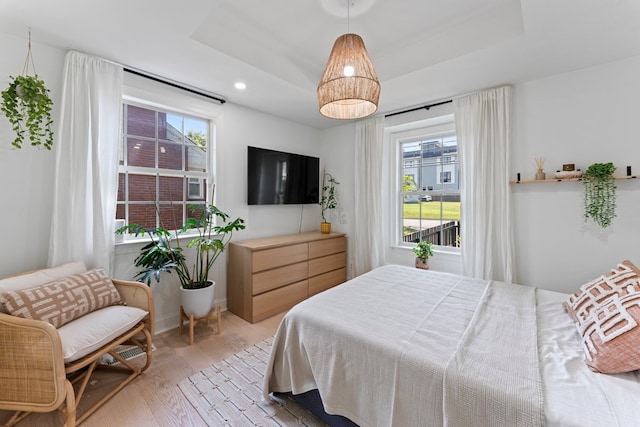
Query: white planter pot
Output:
[[180, 281, 215, 318]]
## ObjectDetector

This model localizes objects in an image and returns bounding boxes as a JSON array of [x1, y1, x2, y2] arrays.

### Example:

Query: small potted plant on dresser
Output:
[[412, 241, 434, 270], [320, 170, 340, 234]]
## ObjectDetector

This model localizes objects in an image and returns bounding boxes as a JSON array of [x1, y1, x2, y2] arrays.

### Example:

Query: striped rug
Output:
[[178, 337, 326, 426]]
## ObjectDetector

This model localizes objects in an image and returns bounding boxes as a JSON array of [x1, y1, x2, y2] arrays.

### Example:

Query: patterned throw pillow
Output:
[[563, 260, 640, 324], [0, 268, 121, 328], [563, 260, 640, 373], [579, 292, 640, 373]]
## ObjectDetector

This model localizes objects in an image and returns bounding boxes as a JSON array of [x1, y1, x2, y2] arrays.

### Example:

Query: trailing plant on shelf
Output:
[[117, 202, 245, 289], [582, 162, 616, 228], [0, 33, 54, 150]]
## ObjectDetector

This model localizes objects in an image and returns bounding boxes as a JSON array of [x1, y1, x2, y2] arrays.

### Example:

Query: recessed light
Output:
[[234, 82, 247, 90]]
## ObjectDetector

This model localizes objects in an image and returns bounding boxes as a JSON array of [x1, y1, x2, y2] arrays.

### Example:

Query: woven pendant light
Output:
[[317, 32, 380, 119]]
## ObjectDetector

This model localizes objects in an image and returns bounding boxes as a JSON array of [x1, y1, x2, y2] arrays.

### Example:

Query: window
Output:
[[399, 132, 460, 248], [117, 102, 210, 231]]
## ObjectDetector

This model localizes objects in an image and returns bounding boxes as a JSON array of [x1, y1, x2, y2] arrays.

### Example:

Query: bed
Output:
[[263, 264, 640, 427]]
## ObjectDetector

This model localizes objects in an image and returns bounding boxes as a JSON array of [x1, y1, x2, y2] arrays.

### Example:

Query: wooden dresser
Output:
[[227, 232, 347, 323]]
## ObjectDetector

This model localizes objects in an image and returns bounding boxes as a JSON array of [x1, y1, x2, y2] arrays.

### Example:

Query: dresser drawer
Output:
[[308, 267, 346, 296], [308, 237, 346, 259], [252, 243, 308, 272], [252, 280, 308, 322], [252, 261, 308, 295], [308, 252, 346, 277]]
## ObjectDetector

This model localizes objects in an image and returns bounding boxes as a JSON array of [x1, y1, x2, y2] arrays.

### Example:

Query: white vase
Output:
[[180, 281, 215, 318]]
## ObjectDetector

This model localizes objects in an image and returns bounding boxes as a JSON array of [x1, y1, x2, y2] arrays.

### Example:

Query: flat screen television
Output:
[[247, 146, 320, 205]]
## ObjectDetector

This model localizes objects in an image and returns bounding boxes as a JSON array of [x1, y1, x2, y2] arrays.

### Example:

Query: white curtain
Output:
[[454, 85, 515, 283], [49, 51, 123, 273], [353, 117, 385, 276]]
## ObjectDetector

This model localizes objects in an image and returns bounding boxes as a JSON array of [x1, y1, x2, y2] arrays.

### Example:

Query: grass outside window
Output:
[[403, 201, 460, 220]]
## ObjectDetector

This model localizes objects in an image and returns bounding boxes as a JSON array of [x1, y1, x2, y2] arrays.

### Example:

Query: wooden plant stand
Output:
[[179, 304, 222, 345]]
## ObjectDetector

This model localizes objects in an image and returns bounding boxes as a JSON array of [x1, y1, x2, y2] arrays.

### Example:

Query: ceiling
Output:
[[1, 0, 640, 129]]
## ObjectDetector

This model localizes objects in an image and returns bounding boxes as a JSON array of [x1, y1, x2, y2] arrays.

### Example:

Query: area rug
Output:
[[177, 336, 326, 426]]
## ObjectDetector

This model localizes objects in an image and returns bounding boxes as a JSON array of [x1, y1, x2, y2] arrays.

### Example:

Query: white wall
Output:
[[511, 55, 640, 292], [318, 123, 356, 278]]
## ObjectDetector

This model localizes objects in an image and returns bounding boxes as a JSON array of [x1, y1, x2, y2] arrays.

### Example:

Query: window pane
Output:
[[399, 132, 460, 248], [186, 203, 206, 221], [117, 173, 125, 201], [158, 204, 183, 231], [127, 137, 155, 168], [186, 145, 206, 172], [126, 105, 156, 138], [185, 117, 208, 151], [118, 101, 211, 235], [116, 204, 125, 221], [158, 141, 183, 170], [158, 112, 182, 142], [188, 178, 207, 201], [129, 204, 156, 228], [159, 176, 184, 201], [128, 174, 156, 202]]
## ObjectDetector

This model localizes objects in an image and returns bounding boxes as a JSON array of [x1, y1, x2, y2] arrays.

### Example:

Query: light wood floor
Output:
[[0, 310, 286, 427]]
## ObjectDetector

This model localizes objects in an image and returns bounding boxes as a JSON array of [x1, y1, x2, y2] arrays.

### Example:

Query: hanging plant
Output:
[[582, 162, 616, 228], [0, 31, 54, 150]]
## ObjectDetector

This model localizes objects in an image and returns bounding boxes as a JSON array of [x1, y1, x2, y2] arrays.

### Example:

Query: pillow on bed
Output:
[[0, 268, 121, 328], [578, 292, 640, 373], [563, 260, 640, 324]]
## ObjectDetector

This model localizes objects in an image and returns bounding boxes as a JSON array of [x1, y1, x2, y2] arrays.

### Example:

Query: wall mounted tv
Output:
[[247, 146, 320, 205]]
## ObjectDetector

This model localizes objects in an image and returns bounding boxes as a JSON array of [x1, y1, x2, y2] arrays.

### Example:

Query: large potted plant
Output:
[[583, 162, 616, 228], [118, 203, 245, 317], [412, 241, 434, 270], [320, 171, 340, 234]]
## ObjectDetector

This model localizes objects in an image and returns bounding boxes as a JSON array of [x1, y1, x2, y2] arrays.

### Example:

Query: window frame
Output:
[[117, 74, 221, 242], [392, 119, 460, 252]]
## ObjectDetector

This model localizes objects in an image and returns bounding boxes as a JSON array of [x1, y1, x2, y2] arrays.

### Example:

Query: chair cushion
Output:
[[0, 261, 87, 313], [58, 305, 148, 363], [0, 268, 121, 328]]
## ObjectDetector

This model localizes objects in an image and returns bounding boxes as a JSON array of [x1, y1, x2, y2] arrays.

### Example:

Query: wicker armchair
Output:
[[0, 267, 154, 427]]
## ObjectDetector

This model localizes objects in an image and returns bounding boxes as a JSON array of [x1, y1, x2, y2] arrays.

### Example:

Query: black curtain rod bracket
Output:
[[385, 99, 452, 118], [124, 68, 226, 104]]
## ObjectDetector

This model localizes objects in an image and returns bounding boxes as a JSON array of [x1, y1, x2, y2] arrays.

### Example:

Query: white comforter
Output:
[[263, 264, 544, 427]]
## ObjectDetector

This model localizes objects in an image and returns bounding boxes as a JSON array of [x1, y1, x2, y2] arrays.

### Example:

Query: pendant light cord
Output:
[[347, 0, 351, 33]]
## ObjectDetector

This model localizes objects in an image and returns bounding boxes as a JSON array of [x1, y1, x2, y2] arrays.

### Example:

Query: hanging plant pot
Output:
[[583, 162, 616, 228], [1, 74, 54, 150]]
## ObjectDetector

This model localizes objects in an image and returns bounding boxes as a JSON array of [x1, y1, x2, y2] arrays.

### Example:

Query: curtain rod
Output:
[[124, 68, 226, 104], [384, 99, 452, 118]]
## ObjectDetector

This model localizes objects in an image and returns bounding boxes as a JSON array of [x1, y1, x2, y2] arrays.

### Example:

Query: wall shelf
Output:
[[510, 175, 637, 184]]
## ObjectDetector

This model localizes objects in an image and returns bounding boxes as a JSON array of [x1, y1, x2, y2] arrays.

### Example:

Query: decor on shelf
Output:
[[583, 162, 617, 228], [117, 195, 245, 316], [317, 0, 380, 119], [320, 171, 340, 234], [0, 31, 54, 150], [412, 241, 434, 270], [534, 157, 546, 180], [554, 169, 582, 179]]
